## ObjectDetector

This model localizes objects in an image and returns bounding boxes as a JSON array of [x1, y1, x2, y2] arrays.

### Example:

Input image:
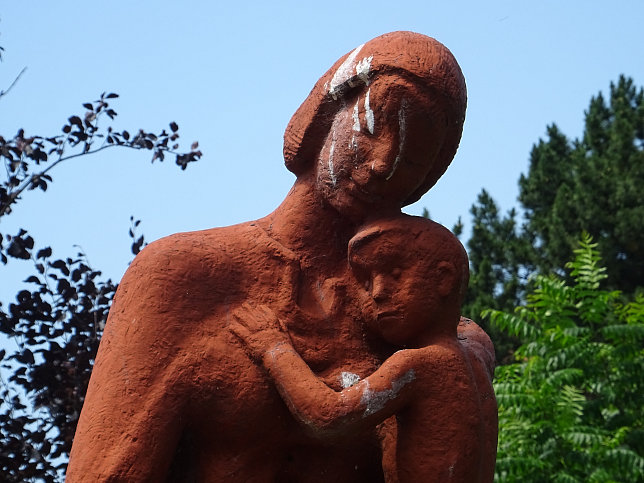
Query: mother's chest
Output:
[[281, 275, 380, 388]]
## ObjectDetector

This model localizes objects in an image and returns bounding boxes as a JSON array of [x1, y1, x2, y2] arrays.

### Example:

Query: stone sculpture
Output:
[[230, 215, 496, 482], [67, 31, 497, 482]]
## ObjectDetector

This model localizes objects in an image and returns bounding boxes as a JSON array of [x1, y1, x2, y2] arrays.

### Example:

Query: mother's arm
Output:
[[457, 317, 496, 379], [67, 235, 221, 482], [457, 317, 498, 481]]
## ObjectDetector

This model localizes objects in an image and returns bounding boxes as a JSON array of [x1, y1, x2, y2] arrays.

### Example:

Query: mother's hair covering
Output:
[[283, 31, 467, 206]]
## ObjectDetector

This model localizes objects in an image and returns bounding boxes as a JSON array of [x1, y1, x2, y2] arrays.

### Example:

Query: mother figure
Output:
[[68, 31, 496, 482]]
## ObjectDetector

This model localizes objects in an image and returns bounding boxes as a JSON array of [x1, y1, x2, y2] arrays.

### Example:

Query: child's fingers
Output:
[[235, 303, 256, 320], [236, 303, 274, 325], [257, 304, 284, 330], [232, 303, 285, 336], [231, 304, 264, 327], [230, 311, 248, 329], [228, 321, 251, 342], [257, 304, 275, 318]]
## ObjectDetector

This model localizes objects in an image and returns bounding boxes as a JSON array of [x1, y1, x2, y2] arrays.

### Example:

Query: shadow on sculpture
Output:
[[67, 31, 497, 482]]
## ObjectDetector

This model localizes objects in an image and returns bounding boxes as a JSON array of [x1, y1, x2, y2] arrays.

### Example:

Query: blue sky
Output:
[[2, 0, 644, 297]]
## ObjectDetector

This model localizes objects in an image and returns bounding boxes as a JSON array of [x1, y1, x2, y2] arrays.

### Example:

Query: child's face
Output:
[[349, 242, 437, 346]]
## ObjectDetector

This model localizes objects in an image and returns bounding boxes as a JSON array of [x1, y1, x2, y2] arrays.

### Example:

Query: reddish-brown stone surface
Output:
[[67, 31, 497, 482], [230, 216, 496, 482]]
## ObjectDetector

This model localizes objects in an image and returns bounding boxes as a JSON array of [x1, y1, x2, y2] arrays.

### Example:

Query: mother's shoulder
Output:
[[115, 220, 299, 314], [131, 221, 277, 273], [104, 222, 283, 332]]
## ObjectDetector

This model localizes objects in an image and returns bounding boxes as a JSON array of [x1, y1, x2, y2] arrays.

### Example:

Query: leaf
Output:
[[17, 349, 35, 365], [131, 235, 145, 255], [106, 92, 119, 99], [7, 239, 30, 259], [169, 121, 179, 132], [37, 247, 52, 259], [50, 259, 70, 276], [71, 268, 83, 282], [68, 116, 83, 127]]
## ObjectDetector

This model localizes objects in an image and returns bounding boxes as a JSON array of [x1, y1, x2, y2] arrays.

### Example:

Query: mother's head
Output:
[[283, 31, 467, 208]]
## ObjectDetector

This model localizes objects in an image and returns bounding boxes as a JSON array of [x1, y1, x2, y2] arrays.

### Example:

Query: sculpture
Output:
[[67, 31, 497, 482], [230, 215, 495, 482]]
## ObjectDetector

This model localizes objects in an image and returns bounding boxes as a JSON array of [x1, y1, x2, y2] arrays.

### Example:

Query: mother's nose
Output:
[[370, 156, 395, 178], [368, 128, 404, 180]]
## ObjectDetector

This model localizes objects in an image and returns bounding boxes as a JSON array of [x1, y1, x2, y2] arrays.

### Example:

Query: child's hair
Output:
[[348, 215, 469, 305]]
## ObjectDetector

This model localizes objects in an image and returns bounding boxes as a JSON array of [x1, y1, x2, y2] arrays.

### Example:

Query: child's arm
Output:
[[265, 343, 415, 437], [230, 304, 417, 438]]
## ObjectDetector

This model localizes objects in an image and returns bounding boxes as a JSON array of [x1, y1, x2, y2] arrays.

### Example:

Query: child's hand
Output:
[[229, 303, 290, 361]]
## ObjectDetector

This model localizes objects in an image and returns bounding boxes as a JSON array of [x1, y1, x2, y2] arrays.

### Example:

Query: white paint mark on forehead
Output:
[[364, 89, 374, 134], [352, 99, 361, 132], [328, 43, 365, 99], [356, 55, 374, 86]]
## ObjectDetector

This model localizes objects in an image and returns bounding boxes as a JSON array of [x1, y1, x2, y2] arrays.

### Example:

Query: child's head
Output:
[[348, 215, 468, 346]]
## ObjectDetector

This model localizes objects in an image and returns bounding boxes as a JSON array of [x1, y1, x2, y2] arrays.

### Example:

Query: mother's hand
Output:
[[229, 303, 291, 361]]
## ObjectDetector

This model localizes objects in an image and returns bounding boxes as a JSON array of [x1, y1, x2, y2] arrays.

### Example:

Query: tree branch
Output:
[[0, 67, 27, 100], [1, 141, 197, 219]]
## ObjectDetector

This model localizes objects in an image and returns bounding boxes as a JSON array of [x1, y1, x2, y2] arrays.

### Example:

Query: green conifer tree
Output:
[[463, 76, 644, 361]]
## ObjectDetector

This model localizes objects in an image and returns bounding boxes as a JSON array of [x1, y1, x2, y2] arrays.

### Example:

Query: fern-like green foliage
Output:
[[489, 233, 644, 482]]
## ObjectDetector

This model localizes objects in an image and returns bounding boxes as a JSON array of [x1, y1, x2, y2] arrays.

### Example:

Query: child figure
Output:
[[230, 215, 496, 482]]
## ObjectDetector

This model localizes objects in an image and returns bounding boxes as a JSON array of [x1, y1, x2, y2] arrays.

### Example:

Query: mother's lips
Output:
[[348, 177, 384, 202]]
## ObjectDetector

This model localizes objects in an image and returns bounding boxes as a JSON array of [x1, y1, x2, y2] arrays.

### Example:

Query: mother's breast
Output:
[[164, 328, 298, 482]]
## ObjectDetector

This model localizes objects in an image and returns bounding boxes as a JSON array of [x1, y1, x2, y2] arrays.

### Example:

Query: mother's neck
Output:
[[258, 176, 356, 269]]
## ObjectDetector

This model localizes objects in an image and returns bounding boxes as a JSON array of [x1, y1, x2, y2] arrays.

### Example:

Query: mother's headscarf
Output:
[[283, 31, 467, 206]]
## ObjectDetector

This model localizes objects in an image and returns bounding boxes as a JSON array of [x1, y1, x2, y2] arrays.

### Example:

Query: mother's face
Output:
[[315, 77, 448, 220]]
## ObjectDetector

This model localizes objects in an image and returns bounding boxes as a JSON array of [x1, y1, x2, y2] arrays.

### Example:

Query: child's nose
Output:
[[371, 274, 389, 302]]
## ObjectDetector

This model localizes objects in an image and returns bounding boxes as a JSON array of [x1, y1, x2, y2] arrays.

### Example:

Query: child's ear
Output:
[[436, 261, 457, 298]]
